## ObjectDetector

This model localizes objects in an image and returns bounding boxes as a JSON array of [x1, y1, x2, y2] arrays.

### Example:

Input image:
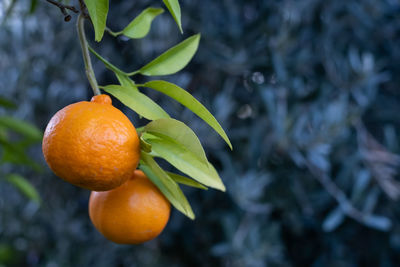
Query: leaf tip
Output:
[[224, 137, 233, 150], [188, 211, 195, 220], [194, 33, 201, 41], [95, 30, 105, 42], [218, 183, 226, 192], [211, 179, 226, 192]]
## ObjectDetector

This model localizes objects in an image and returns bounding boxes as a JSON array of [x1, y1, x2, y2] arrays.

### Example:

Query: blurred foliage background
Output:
[[1, 0, 400, 266]]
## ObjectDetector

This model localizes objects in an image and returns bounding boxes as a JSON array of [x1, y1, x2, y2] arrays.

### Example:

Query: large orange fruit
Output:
[[89, 170, 171, 244], [42, 94, 140, 191]]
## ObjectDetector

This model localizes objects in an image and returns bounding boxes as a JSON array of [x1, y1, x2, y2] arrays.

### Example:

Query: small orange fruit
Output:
[[42, 94, 140, 191], [89, 170, 171, 244]]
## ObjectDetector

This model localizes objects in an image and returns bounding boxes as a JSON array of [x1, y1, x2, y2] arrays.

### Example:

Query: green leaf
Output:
[[143, 118, 208, 164], [29, 0, 38, 14], [138, 34, 200, 76], [163, 0, 182, 33], [136, 126, 145, 134], [102, 85, 170, 120], [115, 73, 138, 90], [140, 136, 152, 153], [1, 143, 28, 165], [140, 152, 195, 219], [0, 116, 42, 141], [121, 7, 164, 39], [0, 97, 16, 109], [0, 134, 41, 170], [0, 140, 41, 170], [142, 133, 225, 191], [84, 0, 109, 42], [90, 35, 200, 76], [167, 172, 207, 190], [6, 174, 41, 204], [140, 80, 232, 149], [88, 46, 125, 74]]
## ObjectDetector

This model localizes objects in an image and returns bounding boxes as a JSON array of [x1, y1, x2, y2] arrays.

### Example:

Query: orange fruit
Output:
[[89, 170, 171, 244], [42, 94, 140, 191]]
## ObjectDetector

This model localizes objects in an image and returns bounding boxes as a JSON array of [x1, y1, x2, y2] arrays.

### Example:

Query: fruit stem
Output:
[[77, 14, 101, 96]]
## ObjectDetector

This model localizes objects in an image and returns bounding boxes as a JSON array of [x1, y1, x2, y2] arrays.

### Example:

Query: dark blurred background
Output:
[[1, 0, 400, 266]]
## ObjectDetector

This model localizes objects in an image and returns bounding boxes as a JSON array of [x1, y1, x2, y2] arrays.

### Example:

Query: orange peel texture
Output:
[[89, 170, 171, 244], [42, 94, 140, 191]]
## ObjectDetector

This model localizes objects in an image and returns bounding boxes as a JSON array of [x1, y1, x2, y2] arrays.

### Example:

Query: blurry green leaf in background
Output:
[[0, 116, 42, 142], [6, 174, 41, 204], [0, 99, 42, 206]]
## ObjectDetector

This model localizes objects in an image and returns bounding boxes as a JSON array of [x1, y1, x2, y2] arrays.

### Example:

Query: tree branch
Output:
[[77, 14, 100, 96], [45, 0, 79, 22]]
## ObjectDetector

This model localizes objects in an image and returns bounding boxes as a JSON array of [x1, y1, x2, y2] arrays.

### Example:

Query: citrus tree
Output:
[[41, 0, 232, 243]]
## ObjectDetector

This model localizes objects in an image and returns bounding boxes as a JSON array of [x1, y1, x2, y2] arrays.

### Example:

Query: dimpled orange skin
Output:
[[89, 170, 171, 244], [42, 94, 140, 191]]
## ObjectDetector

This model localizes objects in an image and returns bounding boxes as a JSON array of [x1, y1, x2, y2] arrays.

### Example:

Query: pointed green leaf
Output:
[[140, 80, 232, 149], [140, 152, 195, 219], [142, 133, 225, 191], [102, 85, 170, 120], [167, 172, 207, 190], [138, 34, 200, 76], [121, 7, 164, 39], [84, 0, 109, 42], [6, 174, 41, 204], [90, 35, 199, 76], [143, 118, 208, 164], [89, 46, 125, 74], [163, 0, 182, 33], [0, 116, 42, 141]]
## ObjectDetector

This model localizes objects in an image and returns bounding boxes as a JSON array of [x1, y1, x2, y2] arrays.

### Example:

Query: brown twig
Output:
[[78, 0, 90, 19], [45, 0, 80, 22], [46, 0, 79, 12]]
